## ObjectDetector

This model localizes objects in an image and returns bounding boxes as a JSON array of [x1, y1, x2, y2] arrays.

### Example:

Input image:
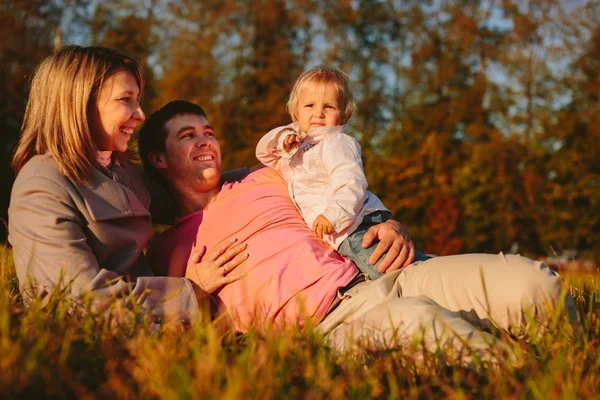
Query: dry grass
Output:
[[1, 243, 599, 399]]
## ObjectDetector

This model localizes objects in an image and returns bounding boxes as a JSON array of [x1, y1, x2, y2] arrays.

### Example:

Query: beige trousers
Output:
[[316, 253, 578, 360]]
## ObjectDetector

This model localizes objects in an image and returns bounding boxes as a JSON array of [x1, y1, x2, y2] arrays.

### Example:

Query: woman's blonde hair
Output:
[[286, 65, 357, 125], [12, 45, 143, 184]]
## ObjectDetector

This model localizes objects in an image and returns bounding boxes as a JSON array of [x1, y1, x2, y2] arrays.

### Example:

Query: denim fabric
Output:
[[338, 211, 429, 280]]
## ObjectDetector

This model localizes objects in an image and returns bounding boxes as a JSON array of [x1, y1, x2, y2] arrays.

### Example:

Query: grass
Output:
[[1, 243, 599, 399]]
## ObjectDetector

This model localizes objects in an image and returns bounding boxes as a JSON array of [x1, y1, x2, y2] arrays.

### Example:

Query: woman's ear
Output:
[[149, 151, 167, 169]]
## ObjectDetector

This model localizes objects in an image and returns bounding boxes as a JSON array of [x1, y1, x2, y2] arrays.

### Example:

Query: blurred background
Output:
[[1, 0, 598, 262]]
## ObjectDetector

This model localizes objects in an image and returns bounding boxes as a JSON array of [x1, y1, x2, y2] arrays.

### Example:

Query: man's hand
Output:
[[362, 219, 415, 273], [312, 214, 334, 239], [283, 134, 300, 152]]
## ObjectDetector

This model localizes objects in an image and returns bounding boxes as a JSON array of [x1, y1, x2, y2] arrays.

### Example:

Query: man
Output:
[[139, 100, 577, 357]]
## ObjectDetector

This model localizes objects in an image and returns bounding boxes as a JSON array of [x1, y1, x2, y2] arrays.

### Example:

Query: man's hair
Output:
[[138, 100, 208, 181], [12, 45, 143, 184], [286, 65, 357, 126]]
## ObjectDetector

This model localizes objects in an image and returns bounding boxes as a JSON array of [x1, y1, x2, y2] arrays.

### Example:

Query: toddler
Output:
[[256, 65, 427, 279]]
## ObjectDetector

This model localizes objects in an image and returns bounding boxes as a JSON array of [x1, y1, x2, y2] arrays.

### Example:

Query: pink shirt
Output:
[[148, 168, 358, 331]]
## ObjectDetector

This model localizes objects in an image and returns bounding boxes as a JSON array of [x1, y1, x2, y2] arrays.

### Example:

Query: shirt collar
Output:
[[300, 124, 347, 142]]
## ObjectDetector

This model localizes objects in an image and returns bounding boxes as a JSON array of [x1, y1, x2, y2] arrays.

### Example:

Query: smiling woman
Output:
[[8, 46, 247, 324], [89, 70, 145, 152]]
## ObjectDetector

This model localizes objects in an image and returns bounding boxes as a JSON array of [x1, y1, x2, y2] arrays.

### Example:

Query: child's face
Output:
[[296, 83, 342, 134]]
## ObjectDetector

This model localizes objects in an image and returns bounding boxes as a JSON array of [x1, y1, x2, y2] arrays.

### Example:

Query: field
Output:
[[1, 244, 599, 399]]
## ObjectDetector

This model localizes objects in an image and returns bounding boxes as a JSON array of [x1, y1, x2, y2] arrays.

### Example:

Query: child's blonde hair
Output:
[[286, 65, 357, 125]]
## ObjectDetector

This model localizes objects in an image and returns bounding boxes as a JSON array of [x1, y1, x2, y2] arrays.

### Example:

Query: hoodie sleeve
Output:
[[255, 124, 302, 175]]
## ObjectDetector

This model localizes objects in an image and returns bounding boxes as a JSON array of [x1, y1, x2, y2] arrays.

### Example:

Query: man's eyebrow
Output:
[[176, 124, 214, 135], [176, 125, 195, 135]]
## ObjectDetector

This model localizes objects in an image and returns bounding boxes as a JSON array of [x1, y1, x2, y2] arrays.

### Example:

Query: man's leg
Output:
[[395, 253, 579, 337], [316, 270, 514, 363]]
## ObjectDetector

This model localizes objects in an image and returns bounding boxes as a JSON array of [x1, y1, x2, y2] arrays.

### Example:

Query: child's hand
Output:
[[283, 134, 300, 151], [312, 214, 334, 238]]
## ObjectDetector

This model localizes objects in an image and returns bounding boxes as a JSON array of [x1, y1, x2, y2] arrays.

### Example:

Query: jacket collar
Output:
[[79, 157, 151, 221]]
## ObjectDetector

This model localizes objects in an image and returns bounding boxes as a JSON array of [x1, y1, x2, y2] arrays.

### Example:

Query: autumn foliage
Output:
[[1, 0, 598, 261]]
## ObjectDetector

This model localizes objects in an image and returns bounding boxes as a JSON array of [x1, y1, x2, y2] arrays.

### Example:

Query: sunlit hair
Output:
[[12, 45, 143, 184], [286, 65, 357, 125]]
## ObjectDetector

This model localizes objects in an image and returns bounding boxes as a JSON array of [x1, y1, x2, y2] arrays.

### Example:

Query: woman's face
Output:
[[90, 70, 145, 152]]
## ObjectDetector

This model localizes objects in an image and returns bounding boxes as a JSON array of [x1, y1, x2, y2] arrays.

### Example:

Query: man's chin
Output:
[[200, 168, 221, 183]]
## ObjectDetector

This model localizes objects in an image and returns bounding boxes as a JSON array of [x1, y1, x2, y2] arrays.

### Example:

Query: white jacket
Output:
[[256, 123, 388, 249]]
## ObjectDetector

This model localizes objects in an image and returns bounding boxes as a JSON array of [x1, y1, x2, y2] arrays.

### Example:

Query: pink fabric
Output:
[[148, 168, 358, 331]]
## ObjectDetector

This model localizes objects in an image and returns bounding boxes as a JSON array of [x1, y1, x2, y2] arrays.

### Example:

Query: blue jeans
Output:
[[337, 211, 429, 280]]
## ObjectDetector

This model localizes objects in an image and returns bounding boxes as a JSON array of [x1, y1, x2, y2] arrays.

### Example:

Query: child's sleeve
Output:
[[320, 134, 368, 233], [255, 124, 300, 173]]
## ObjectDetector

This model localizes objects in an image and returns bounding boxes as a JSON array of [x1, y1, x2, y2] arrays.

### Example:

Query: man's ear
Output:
[[148, 151, 167, 169]]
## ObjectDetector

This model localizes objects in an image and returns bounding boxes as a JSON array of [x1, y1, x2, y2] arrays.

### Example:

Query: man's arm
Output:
[[362, 219, 416, 272], [248, 163, 265, 173], [220, 167, 250, 184]]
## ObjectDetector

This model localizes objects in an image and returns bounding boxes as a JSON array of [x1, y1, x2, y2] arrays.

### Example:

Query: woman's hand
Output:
[[362, 219, 415, 273], [185, 237, 248, 294]]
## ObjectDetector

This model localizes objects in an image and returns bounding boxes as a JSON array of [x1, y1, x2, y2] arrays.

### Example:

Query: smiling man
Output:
[[138, 100, 578, 358], [147, 112, 223, 218]]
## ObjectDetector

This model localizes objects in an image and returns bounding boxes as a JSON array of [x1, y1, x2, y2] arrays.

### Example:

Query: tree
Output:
[[89, 0, 160, 110], [543, 22, 600, 261], [155, 0, 309, 169], [0, 0, 84, 241]]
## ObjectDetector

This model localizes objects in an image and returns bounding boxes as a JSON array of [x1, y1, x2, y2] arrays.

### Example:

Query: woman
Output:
[[8, 45, 248, 323]]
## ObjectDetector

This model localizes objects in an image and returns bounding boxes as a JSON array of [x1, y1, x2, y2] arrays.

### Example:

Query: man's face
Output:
[[155, 113, 222, 190]]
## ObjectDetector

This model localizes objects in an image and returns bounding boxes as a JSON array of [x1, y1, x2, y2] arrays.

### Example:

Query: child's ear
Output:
[[344, 110, 353, 124], [148, 151, 167, 169]]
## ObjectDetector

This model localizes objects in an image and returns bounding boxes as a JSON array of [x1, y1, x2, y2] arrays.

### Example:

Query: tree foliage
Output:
[[1, 0, 599, 261], [0, 0, 89, 240]]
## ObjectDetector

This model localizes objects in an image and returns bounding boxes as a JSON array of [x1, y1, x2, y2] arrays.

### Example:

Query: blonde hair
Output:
[[286, 65, 357, 125], [12, 45, 143, 184]]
